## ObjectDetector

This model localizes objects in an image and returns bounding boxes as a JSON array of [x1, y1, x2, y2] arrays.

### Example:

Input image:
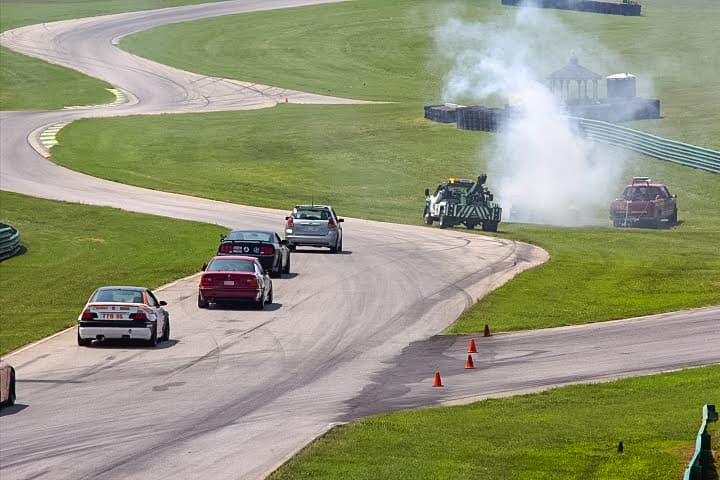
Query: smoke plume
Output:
[[435, 6, 627, 226]]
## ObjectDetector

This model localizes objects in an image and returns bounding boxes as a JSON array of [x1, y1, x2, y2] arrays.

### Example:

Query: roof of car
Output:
[[228, 229, 274, 234], [294, 205, 332, 209], [210, 255, 259, 261], [96, 286, 146, 291]]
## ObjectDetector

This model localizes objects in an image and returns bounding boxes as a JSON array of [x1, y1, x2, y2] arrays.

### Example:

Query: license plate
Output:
[[233, 246, 260, 254], [224, 280, 234, 286]]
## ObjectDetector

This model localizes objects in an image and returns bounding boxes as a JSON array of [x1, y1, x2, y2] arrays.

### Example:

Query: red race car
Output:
[[198, 256, 273, 309]]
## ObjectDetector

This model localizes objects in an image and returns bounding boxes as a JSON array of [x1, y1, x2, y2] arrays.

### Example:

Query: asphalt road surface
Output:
[[1, 2, 718, 479]]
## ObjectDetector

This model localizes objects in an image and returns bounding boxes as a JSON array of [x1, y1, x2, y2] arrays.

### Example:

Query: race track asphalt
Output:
[[1, 2, 718, 479]]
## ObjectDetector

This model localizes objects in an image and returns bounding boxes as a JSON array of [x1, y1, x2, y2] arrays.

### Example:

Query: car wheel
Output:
[[147, 326, 158, 347], [6, 370, 16, 407], [160, 317, 170, 342], [288, 244, 296, 252], [482, 221, 498, 232], [336, 238, 343, 253], [670, 208, 678, 225], [439, 212, 449, 229], [267, 286, 273, 304], [466, 222, 476, 230], [283, 254, 291, 274], [198, 293, 208, 309], [423, 208, 433, 225], [612, 218, 622, 228], [256, 293, 266, 310], [77, 331, 91, 347]]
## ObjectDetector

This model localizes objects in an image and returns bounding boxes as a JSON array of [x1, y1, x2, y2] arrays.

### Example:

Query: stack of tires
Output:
[[0, 223, 21, 261]]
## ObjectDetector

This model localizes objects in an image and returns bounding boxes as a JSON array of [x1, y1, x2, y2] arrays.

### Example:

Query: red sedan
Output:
[[198, 256, 273, 309]]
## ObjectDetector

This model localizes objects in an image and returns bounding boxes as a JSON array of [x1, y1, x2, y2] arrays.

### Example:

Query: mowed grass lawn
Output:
[[0, 0, 228, 110], [0, 1, 718, 478], [269, 366, 720, 480], [0, 191, 224, 355]]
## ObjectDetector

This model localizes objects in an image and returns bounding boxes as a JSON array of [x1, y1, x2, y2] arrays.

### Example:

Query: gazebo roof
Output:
[[547, 55, 602, 81]]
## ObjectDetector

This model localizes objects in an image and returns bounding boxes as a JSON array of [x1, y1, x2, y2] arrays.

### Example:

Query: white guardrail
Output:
[[572, 118, 720, 174]]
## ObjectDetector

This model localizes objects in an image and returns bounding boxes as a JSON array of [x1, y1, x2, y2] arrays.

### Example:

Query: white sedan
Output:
[[77, 286, 170, 347]]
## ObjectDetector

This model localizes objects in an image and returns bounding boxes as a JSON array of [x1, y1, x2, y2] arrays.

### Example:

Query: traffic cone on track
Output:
[[465, 354, 475, 369], [432, 371, 443, 387], [468, 338, 477, 353], [483, 324, 492, 337]]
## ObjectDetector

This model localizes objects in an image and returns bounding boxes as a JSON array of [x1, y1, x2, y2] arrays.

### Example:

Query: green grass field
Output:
[[0, 1, 718, 477], [0, 0, 227, 110], [269, 366, 720, 480], [0, 191, 224, 354]]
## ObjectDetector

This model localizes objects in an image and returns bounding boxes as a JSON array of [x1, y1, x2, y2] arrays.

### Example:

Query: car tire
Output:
[[147, 326, 158, 347], [423, 208, 433, 225], [77, 331, 92, 347], [256, 292, 266, 310], [439, 212, 449, 229], [198, 293, 208, 309], [336, 238, 343, 253], [288, 244, 296, 252], [268, 286, 273, 305], [466, 222, 476, 230], [160, 318, 170, 342], [482, 221, 498, 232], [670, 208, 678, 225], [7, 370, 15, 406], [283, 255, 291, 274]]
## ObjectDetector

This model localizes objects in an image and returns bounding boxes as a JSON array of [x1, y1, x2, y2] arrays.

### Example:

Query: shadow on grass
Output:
[[0, 244, 27, 262]]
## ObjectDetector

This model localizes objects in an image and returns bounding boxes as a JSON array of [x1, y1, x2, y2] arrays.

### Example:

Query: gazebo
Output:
[[547, 54, 602, 104]]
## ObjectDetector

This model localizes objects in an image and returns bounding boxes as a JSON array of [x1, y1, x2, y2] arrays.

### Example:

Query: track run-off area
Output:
[[1, 1, 719, 479]]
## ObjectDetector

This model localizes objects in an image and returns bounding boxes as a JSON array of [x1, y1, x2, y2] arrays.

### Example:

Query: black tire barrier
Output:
[[424, 104, 464, 123], [501, 0, 641, 16], [0, 223, 22, 261], [456, 106, 511, 132]]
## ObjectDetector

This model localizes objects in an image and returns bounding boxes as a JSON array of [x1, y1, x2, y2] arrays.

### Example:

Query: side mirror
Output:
[[338, 218, 345, 223], [285, 216, 291, 220], [424, 188, 430, 196], [280, 239, 288, 245], [159, 300, 167, 306], [201, 263, 207, 271]]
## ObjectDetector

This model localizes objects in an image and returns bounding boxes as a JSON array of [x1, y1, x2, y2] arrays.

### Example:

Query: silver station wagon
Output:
[[284, 205, 344, 253]]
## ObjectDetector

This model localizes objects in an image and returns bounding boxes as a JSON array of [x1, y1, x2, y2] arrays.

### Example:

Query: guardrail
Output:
[[684, 404, 718, 480], [0, 223, 22, 261], [573, 118, 720, 174]]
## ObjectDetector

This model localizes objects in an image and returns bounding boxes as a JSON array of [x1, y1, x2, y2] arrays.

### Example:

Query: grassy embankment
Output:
[[0, 191, 224, 354], [0, 0, 227, 110]]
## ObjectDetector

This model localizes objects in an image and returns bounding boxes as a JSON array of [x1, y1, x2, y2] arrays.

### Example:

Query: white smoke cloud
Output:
[[435, 7, 628, 226]]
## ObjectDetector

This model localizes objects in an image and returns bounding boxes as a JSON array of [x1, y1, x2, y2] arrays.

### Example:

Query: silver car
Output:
[[0, 359, 16, 407], [284, 205, 344, 253]]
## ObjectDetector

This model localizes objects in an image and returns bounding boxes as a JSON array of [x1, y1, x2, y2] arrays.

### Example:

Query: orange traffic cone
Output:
[[483, 324, 492, 337], [432, 371, 443, 387], [468, 338, 477, 353], [465, 354, 475, 369]]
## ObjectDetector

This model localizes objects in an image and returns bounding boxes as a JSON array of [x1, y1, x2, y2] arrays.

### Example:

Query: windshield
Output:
[[207, 258, 256, 272], [293, 207, 330, 221], [226, 231, 272, 242], [622, 186, 664, 201], [92, 288, 144, 303]]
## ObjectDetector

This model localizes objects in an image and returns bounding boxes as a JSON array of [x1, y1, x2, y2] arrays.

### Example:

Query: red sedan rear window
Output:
[[207, 259, 255, 272]]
